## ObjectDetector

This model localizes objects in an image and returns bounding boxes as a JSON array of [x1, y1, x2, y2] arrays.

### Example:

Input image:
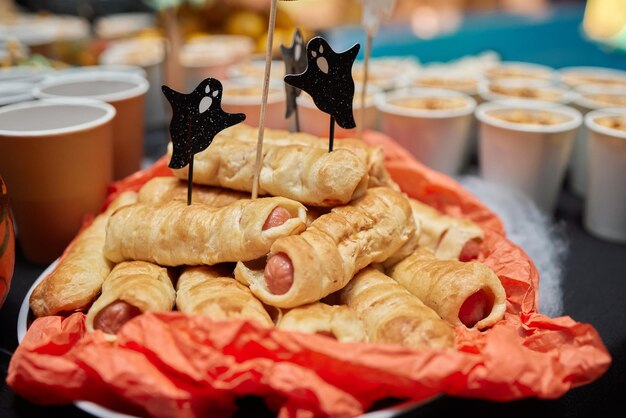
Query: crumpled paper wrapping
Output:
[[7, 131, 611, 418]]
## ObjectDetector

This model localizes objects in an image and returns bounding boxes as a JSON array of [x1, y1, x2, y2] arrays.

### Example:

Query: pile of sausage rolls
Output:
[[30, 125, 506, 349]]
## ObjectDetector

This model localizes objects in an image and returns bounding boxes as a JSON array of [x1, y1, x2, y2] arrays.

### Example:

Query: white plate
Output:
[[18, 262, 432, 418]]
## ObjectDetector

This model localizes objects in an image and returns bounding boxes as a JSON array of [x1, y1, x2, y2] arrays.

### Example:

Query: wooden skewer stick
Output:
[[357, 33, 373, 139], [251, 0, 279, 200]]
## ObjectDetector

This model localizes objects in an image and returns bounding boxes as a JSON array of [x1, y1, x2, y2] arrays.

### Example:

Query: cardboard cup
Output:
[[583, 108, 626, 243], [0, 99, 115, 264], [558, 66, 626, 89], [34, 72, 149, 180], [98, 38, 168, 129], [298, 84, 383, 138], [476, 100, 582, 214], [568, 84, 626, 196], [220, 78, 288, 130], [478, 78, 577, 105], [484, 61, 556, 82], [181, 35, 254, 92], [376, 88, 476, 176]]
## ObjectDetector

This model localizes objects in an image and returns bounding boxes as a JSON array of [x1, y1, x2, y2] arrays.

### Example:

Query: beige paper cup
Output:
[[376, 88, 476, 176], [484, 61, 556, 82], [221, 78, 288, 130], [298, 84, 383, 137], [181, 35, 254, 92], [99, 38, 167, 129], [558, 66, 626, 88], [478, 78, 577, 105], [34, 72, 149, 180], [583, 108, 626, 243], [476, 100, 582, 213], [568, 84, 626, 196], [0, 99, 115, 264]]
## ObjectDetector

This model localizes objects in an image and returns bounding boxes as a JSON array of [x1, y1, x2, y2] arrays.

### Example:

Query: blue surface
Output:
[[325, 5, 626, 70]]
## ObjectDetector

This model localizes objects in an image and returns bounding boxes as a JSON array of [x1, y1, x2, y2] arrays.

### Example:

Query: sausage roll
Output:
[[138, 176, 246, 207], [277, 302, 367, 343], [86, 261, 176, 336], [410, 198, 484, 261], [104, 197, 307, 266], [223, 124, 399, 190], [140, 176, 321, 226], [29, 191, 138, 317], [176, 266, 274, 328], [168, 135, 369, 207], [235, 187, 416, 308], [388, 248, 506, 330], [340, 267, 455, 350]]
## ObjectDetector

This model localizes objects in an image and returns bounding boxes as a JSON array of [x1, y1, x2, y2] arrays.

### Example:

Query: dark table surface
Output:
[[1, 133, 624, 417]]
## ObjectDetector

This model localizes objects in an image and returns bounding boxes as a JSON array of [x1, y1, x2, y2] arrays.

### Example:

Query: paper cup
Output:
[[583, 108, 626, 243], [484, 61, 556, 82], [181, 35, 254, 92], [0, 81, 35, 106], [0, 99, 115, 264], [352, 60, 410, 92], [568, 84, 626, 196], [298, 84, 383, 138], [220, 78, 288, 130], [227, 59, 285, 82], [376, 88, 476, 176], [34, 72, 149, 180], [558, 66, 626, 88], [476, 100, 582, 213], [99, 38, 167, 129], [478, 78, 576, 105]]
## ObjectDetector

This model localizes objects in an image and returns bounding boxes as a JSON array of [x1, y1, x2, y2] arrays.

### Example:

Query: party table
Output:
[[0, 122, 624, 417]]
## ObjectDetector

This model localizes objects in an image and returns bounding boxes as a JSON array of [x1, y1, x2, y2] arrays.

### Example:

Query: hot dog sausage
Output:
[[264, 253, 294, 295], [93, 300, 142, 334], [458, 289, 491, 328], [262, 207, 292, 231]]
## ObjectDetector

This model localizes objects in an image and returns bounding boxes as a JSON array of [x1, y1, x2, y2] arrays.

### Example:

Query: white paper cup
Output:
[[99, 38, 167, 129], [0, 81, 35, 106], [583, 108, 626, 243], [352, 60, 410, 92], [220, 78, 288, 130], [377, 88, 476, 175], [558, 66, 626, 88], [476, 100, 582, 213], [298, 84, 383, 137], [568, 85, 626, 196], [34, 72, 149, 180], [484, 61, 556, 83], [478, 78, 577, 105]]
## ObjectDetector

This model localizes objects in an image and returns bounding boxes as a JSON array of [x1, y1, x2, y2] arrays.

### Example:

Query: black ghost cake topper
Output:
[[162, 78, 246, 205], [284, 36, 360, 151], [281, 28, 308, 128]]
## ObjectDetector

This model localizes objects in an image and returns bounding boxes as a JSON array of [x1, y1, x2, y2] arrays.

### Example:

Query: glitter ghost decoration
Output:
[[162, 78, 246, 170], [284, 36, 360, 130], [281, 28, 308, 120]]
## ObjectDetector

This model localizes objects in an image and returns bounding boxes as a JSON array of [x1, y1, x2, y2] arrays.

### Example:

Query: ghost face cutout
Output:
[[199, 84, 220, 114]]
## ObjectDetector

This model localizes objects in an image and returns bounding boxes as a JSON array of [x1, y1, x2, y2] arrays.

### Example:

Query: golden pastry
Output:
[[168, 135, 369, 207], [388, 248, 506, 330], [341, 267, 455, 349], [138, 176, 246, 207], [223, 124, 399, 190], [86, 261, 176, 336], [104, 197, 307, 266], [410, 198, 484, 261], [277, 302, 367, 343], [176, 266, 273, 328], [235, 187, 416, 308], [29, 191, 138, 317]]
